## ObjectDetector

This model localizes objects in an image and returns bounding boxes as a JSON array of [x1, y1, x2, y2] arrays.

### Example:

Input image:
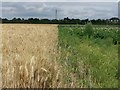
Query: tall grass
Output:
[[58, 24, 118, 88]]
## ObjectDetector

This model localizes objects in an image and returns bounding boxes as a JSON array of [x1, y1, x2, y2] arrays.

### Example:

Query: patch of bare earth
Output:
[[1, 24, 64, 88]]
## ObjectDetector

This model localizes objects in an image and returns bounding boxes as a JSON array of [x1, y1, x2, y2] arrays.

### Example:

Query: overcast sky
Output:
[[0, 1, 118, 19], [1, 0, 119, 2]]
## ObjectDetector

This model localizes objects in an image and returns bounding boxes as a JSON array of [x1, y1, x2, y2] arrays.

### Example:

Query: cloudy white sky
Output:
[[1, 0, 119, 2], [0, 1, 119, 19]]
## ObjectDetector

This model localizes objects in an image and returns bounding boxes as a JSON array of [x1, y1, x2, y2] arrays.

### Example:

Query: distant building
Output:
[[109, 17, 119, 24]]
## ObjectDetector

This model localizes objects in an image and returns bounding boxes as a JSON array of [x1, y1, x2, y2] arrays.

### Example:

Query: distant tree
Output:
[[2, 18, 9, 23], [0, 17, 2, 23], [84, 19, 89, 24], [11, 18, 22, 23], [1, 17, 119, 25], [90, 19, 96, 24]]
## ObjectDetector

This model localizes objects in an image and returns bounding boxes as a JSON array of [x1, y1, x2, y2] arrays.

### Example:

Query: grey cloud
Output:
[[2, 2, 118, 19]]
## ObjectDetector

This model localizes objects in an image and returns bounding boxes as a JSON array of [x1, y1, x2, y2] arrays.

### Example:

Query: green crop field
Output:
[[58, 24, 119, 88]]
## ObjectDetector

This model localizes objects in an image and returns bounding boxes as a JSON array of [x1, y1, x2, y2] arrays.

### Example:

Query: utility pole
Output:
[[55, 9, 57, 20]]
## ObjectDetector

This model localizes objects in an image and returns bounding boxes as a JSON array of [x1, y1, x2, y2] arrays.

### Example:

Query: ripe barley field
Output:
[[0, 24, 65, 88]]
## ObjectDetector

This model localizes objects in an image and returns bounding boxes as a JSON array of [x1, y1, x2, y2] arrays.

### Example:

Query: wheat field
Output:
[[0, 24, 2, 88], [0, 24, 65, 88]]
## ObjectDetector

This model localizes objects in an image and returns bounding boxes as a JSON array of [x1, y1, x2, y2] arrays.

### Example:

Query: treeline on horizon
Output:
[[0, 17, 119, 25]]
